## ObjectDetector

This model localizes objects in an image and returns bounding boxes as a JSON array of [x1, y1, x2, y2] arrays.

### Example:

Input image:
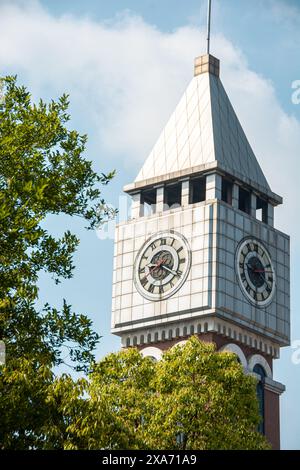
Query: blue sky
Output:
[[0, 0, 299, 449]]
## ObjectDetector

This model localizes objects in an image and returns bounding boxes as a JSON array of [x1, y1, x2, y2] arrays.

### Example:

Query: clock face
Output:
[[236, 238, 276, 307], [134, 231, 191, 301]]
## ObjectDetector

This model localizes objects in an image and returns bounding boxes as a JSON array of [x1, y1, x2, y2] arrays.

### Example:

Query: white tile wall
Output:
[[121, 280, 133, 295], [112, 199, 290, 346], [122, 252, 134, 267], [122, 266, 133, 282], [178, 295, 191, 311], [191, 293, 203, 309], [214, 201, 290, 344]]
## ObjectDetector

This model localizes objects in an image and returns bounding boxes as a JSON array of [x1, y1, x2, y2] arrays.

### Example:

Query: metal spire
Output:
[[206, 0, 212, 55]]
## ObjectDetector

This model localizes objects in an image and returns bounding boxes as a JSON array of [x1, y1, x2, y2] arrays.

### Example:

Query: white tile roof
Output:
[[134, 71, 272, 197]]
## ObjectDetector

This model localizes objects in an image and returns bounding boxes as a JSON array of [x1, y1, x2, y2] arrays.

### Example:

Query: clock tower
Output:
[[111, 54, 290, 449]]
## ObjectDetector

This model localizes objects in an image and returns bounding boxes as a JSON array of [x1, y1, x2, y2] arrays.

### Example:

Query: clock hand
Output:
[[161, 264, 181, 277], [146, 258, 166, 276], [257, 271, 272, 287], [247, 264, 273, 274], [253, 269, 273, 274]]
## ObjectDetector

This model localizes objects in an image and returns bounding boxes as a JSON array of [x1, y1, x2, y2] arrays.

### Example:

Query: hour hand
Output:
[[246, 263, 255, 271]]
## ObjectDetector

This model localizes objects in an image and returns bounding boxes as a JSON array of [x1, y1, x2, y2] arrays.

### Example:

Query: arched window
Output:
[[183, 326, 187, 336], [141, 347, 162, 361], [253, 364, 266, 435], [190, 325, 195, 335], [219, 344, 247, 369], [176, 328, 180, 338], [154, 332, 159, 342], [126, 337, 131, 348], [176, 431, 186, 448], [147, 333, 152, 344]]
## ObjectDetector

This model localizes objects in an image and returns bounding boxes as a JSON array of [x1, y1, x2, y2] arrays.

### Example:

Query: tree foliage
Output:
[[74, 337, 269, 450], [0, 337, 270, 450], [0, 76, 115, 371], [0, 76, 115, 448]]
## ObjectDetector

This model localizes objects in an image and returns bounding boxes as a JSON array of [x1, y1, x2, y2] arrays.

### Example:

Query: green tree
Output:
[[0, 76, 115, 371], [0, 358, 87, 449], [0, 76, 115, 449], [64, 337, 270, 450]]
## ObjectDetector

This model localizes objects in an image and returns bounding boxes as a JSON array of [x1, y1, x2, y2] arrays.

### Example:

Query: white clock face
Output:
[[236, 238, 276, 307], [134, 231, 191, 301]]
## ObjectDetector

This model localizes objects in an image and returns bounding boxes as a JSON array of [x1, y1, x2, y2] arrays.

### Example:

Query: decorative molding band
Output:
[[120, 317, 281, 359]]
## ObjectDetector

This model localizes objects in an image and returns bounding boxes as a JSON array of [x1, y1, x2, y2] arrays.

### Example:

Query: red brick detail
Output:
[[264, 388, 280, 450]]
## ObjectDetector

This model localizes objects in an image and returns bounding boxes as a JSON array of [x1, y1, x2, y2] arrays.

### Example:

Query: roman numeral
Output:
[[141, 277, 148, 287], [260, 249, 265, 258], [160, 238, 167, 246], [148, 284, 155, 294], [266, 284, 272, 294]]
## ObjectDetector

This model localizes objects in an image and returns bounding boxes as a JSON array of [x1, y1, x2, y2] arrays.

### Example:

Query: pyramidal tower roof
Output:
[[125, 55, 281, 205]]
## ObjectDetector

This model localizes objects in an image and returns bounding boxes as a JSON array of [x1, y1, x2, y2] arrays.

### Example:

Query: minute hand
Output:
[[254, 269, 273, 274], [161, 265, 181, 277], [257, 271, 272, 287]]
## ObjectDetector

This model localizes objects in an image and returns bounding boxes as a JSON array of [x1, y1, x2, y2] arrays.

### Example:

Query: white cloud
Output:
[[0, 0, 299, 242]]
